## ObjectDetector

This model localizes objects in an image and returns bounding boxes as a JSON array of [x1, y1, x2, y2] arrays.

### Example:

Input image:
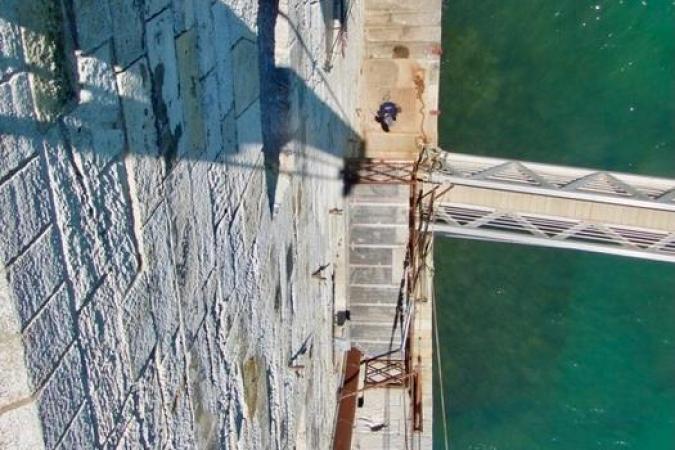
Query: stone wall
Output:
[[0, 0, 362, 448]]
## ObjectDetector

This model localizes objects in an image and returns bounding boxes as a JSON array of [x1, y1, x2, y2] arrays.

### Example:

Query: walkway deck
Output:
[[341, 0, 441, 449]]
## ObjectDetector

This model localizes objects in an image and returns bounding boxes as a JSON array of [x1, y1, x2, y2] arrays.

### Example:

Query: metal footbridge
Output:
[[360, 147, 675, 264]]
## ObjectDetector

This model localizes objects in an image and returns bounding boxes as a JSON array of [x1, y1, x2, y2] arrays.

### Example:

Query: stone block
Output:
[[222, 0, 258, 43], [349, 266, 393, 285], [62, 42, 125, 175], [350, 226, 407, 246], [200, 71, 223, 161], [189, 326, 219, 448], [146, 8, 184, 170], [365, 24, 441, 43], [142, 202, 180, 351], [0, 156, 51, 265], [172, 0, 195, 35], [211, 2, 234, 114], [175, 29, 206, 156], [208, 163, 231, 227], [235, 99, 263, 161], [22, 284, 74, 389], [109, 0, 145, 69], [350, 323, 402, 342], [107, 359, 163, 449], [349, 304, 397, 323], [194, 0, 216, 77], [18, 0, 76, 122], [89, 161, 139, 284], [55, 403, 96, 450], [134, 363, 164, 447], [165, 163, 202, 300], [349, 286, 400, 304], [42, 127, 107, 308], [0, 135, 39, 183], [157, 332, 197, 448], [350, 204, 408, 225], [143, 0, 170, 19], [349, 247, 393, 266], [349, 183, 408, 201], [116, 57, 166, 222], [71, 0, 112, 52], [0, 399, 45, 450], [121, 274, 157, 380], [0, 333, 32, 406], [77, 279, 132, 443], [0, 72, 36, 135], [190, 161, 216, 277], [36, 345, 85, 449], [6, 227, 64, 327], [220, 106, 238, 156], [214, 216, 236, 297], [232, 38, 260, 117], [0, 13, 24, 79]]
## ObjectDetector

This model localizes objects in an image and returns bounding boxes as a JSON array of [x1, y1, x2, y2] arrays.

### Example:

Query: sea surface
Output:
[[434, 1, 675, 449]]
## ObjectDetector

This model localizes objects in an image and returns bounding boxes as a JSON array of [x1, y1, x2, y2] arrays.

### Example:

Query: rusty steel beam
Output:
[[332, 348, 363, 450]]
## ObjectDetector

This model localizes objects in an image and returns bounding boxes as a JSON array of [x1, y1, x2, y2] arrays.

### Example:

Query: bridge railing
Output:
[[429, 202, 675, 263], [424, 148, 675, 211]]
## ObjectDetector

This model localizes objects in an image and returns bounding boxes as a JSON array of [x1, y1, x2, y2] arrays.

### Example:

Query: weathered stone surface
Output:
[[349, 266, 393, 285], [0, 12, 24, 79], [175, 29, 205, 156], [18, 0, 76, 122], [349, 246, 393, 266], [0, 400, 45, 450], [194, 0, 216, 77], [349, 286, 400, 304], [43, 127, 107, 307], [200, 71, 223, 161], [55, 403, 96, 450], [22, 284, 74, 389], [0, 135, 39, 183], [0, 72, 36, 134], [121, 275, 156, 380], [0, 156, 51, 265], [142, 202, 180, 352], [109, 0, 145, 69], [69, 42, 124, 174], [36, 345, 85, 449], [172, 0, 195, 35], [232, 38, 260, 117], [211, 2, 235, 113], [0, 333, 32, 405], [2, 1, 364, 448], [71, 0, 112, 52], [6, 227, 64, 326], [145, 8, 184, 170], [77, 279, 132, 443], [350, 204, 408, 225]]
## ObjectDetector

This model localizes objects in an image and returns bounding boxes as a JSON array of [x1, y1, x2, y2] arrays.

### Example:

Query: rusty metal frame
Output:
[[344, 158, 417, 185], [364, 359, 408, 387]]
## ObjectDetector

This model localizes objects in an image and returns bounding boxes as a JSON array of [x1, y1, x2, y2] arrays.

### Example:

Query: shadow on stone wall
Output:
[[0, 0, 363, 213]]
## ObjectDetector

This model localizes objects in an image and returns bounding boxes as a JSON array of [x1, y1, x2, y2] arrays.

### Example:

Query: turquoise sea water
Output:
[[434, 1, 675, 449]]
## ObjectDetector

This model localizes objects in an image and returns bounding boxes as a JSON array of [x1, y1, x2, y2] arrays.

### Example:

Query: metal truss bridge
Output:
[[352, 147, 675, 263]]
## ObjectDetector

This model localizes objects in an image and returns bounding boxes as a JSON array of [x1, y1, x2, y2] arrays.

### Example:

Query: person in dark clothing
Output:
[[375, 101, 401, 132]]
